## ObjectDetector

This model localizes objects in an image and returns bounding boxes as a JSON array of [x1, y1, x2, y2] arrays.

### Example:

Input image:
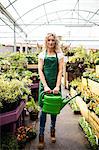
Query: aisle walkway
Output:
[[24, 86, 91, 150]]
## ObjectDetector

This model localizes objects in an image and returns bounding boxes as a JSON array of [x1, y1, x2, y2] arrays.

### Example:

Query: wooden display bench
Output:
[[76, 96, 89, 120], [88, 78, 99, 96], [88, 111, 99, 138], [76, 96, 99, 138], [29, 82, 39, 101], [96, 65, 99, 74], [0, 101, 26, 133], [70, 87, 99, 138], [29, 82, 39, 89], [82, 76, 88, 87], [27, 64, 38, 73], [27, 64, 38, 69], [65, 71, 81, 89]]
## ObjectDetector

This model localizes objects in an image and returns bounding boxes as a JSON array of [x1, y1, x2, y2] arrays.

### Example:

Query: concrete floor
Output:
[[24, 86, 91, 150]]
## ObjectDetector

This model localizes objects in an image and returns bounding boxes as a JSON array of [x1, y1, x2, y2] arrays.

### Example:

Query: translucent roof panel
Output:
[[0, 0, 99, 47]]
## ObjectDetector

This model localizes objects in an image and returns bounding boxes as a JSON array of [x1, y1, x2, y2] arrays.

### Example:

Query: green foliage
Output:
[[83, 71, 99, 83], [69, 78, 81, 89], [88, 73, 99, 83], [0, 55, 4, 61], [30, 72, 39, 81], [69, 46, 88, 62], [69, 98, 80, 112], [95, 58, 99, 65], [88, 50, 99, 68], [83, 72, 90, 78], [61, 45, 74, 56], [0, 59, 10, 72], [79, 117, 98, 149], [88, 99, 99, 116], [1, 133, 18, 150], [8, 52, 28, 68], [22, 70, 33, 79], [66, 46, 91, 76], [68, 46, 98, 69], [26, 53, 38, 64], [0, 76, 31, 108], [26, 96, 40, 113], [3, 70, 20, 80], [94, 106, 99, 116]]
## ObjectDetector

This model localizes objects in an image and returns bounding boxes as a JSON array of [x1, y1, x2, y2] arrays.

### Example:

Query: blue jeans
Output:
[[39, 111, 57, 136]]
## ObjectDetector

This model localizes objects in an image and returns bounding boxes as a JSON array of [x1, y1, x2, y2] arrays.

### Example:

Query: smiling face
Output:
[[46, 35, 56, 50], [45, 33, 59, 52]]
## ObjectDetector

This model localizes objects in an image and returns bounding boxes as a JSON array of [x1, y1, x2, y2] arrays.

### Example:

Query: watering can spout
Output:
[[61, 92, 81, 110]]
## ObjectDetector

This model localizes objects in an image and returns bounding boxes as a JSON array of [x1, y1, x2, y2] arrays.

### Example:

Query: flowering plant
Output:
[[16, 124, 37, 147], [16, 126, 27, 145]]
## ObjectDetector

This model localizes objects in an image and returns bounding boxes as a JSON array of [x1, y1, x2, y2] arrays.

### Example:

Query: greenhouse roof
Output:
[[0, 0, 99, 46]]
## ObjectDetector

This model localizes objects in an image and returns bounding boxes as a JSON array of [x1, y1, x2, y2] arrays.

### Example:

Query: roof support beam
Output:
[[14, 23, 16, 52], [0, 2, 27, 37], [6, 0, 18, 8]]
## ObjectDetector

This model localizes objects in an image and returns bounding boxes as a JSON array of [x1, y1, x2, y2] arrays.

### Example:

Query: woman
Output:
[[38, 33, 64, 149]]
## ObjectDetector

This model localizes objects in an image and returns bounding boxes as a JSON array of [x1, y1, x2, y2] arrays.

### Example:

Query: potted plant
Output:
[[16, 125, 37, 148], [0, 59, 10, 72], [26, 125, 37, 141], [26, 96, 40, 121], [30, 72, 39, 83], [16, 126, 27, 148], [0, 76, 30, 113], [26, 53, 38, 64]]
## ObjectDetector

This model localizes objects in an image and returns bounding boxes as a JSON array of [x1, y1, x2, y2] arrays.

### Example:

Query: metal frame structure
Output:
[[0, 0, 99, 48], [0, 2, 27, 51]]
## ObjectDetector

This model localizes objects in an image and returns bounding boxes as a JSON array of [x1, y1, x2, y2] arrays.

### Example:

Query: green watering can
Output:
[[40, 91, 81, 115]]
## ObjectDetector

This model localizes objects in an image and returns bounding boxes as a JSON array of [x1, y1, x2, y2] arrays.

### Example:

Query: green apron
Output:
[[38, 51, 59, 107]]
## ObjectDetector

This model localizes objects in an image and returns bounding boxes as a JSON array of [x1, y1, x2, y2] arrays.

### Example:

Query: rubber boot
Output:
[[38, 135, 44, 149], [51, 129, 56, 143]]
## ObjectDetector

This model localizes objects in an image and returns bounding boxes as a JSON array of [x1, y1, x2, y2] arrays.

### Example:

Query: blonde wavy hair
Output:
[[44, 33, 61, 53]]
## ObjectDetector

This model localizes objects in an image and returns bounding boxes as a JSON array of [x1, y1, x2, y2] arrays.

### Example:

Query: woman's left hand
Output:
[[53, 86, 59, 94]]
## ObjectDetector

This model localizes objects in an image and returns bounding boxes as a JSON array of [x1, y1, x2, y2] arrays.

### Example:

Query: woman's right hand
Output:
[[44, 85, 52, 93]]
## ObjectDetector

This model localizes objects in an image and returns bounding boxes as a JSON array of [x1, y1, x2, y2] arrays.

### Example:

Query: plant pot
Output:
[[29, 111, 38, 121], [1, 101, 20, 113], [26, 131, 37, 141], [0, 101, 26, 128]]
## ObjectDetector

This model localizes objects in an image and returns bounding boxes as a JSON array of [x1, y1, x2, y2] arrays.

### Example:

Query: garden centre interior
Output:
[[0, 0, 99, 149]]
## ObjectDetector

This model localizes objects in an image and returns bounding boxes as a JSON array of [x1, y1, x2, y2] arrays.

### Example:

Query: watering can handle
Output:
[[39, 91, 45, 103], [39, 91, 61, 103]]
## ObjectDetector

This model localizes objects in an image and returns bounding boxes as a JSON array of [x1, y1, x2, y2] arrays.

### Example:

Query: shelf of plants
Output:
[[0, 100, 25, 126], [0, 51, 40, 149], [69, 77, 99, 148], [63, 47, 99, 148]]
